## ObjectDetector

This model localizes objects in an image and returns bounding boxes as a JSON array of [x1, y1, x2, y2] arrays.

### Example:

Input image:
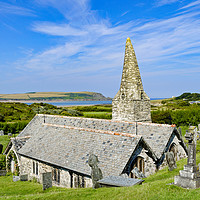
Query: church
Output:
[[4, 38, 187, 188]]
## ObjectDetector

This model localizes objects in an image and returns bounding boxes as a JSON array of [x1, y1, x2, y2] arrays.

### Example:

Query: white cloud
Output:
[[32, 22, 87, 36], [0, 2, 35, 16], [15, 0, 200, 88], [154, 0, 180, 7]]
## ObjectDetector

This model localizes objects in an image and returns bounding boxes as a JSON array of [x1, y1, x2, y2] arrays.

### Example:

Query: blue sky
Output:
[[0, 0, 200, 98]]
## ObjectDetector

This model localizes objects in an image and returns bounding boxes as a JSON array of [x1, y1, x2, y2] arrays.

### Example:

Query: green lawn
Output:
[[1, 154, 200, 200]]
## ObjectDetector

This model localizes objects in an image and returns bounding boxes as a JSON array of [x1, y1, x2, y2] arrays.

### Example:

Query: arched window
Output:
[[129, 156, 145, 178]]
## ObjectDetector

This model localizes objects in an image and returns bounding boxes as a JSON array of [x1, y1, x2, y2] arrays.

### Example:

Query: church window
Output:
[[52, 168, 60, 184], [33, 161, 39, 175]]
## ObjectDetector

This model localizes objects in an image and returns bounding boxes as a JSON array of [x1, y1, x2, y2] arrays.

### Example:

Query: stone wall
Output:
[[19, 156, 92, 188]]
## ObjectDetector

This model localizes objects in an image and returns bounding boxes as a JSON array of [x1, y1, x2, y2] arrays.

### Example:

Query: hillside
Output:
[[175, 92, 200, 101], [0, 92, 111, 101]]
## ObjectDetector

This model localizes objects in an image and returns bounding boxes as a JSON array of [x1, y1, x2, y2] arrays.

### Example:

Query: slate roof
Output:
[[18, 123, 142, 177], [17, 114, 186, 176]]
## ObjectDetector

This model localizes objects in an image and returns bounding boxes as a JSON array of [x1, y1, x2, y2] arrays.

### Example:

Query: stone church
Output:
[[4, 38, 187, 188]]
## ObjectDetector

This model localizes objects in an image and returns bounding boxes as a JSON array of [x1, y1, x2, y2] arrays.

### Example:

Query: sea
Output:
[[25, 98, 164, 106]]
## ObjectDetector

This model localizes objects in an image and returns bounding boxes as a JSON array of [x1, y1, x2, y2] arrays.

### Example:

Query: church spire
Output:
[[112, 37, 151, 122]]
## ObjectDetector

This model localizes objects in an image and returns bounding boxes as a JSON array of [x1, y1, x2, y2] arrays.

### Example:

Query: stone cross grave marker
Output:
[[174, 126, 200, 189], [88, 154, 103, 189]]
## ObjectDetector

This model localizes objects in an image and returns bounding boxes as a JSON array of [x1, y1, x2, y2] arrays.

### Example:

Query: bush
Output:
[[0, 154, 6, 170], [151, 110, 172, 124]]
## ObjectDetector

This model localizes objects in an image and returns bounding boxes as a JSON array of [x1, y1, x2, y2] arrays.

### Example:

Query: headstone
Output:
[[88, 154, 103, 189], [20, 174, 28, 181], [98, 175, 144, 187], [0, 130, 4, 136], [166, 151, 177, 171], [0, 170, 7, 176], [174, 127, 200, 188], [0, 144, 3, 154], [8, 133, 12, 137], [13, 175, 20, 182], [42, 172, 52, 190], [131, 167, 146, 178]]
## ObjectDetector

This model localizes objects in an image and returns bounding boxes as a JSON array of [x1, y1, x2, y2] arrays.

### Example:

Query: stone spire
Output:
[[112, 37, 151, 122]]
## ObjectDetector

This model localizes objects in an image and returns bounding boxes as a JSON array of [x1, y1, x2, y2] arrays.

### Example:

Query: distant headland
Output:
[[0, 91, 112, 102]]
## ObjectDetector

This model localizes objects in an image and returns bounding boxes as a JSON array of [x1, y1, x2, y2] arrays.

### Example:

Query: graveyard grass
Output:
[[1, 149, 200, 200]]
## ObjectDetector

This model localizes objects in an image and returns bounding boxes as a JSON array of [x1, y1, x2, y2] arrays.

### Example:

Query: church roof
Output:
[[17, 114, 186, 176], [18, 122, 142, 177]]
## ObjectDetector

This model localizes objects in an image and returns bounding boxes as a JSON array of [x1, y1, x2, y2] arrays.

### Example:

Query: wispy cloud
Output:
[[154, 0, 180, 7], [15, 0, 200, 91], [0, 2, 35, 16], [179, 0, 200, 10]]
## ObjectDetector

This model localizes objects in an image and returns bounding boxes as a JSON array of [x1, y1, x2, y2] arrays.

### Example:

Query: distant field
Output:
[[0, 92, 109, 101]]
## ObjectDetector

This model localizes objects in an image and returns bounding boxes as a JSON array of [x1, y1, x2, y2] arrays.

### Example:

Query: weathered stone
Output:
[[98, 175, 144, 187], [8, 133, 12, 137], [13, 176, 20, 182], [0, 144, 3, 154], [88, 154, 103, 189], [42, 172, 52, 190], [0, 170, 6, 176], [131, 167, 146, 178], [112, 37, 151, 122], [166, 151, 177, 171], [20, 174, 28, 181], [174, 127, 200, 188]]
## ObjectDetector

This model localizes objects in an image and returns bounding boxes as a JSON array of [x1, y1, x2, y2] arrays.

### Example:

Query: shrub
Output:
[[0, 154, 6, 170]]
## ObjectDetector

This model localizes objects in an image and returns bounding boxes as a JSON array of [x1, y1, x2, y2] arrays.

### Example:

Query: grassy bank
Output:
[[1, 155, 200, 200]]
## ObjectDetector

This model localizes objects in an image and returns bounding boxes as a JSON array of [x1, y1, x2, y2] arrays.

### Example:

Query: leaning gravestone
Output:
[[88, 154, 103, 189], [42, 172, 52, 190], [0, 130, 4, 136], [174, 127, 200, 188], [0, 144, 3, 154], [166, 151, 177, 171]]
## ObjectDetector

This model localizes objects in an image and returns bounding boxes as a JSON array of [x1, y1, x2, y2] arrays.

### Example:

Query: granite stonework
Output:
[[42, 172, 52, 190], [112, 38, 151, 123], [174, 126, 200, 189]]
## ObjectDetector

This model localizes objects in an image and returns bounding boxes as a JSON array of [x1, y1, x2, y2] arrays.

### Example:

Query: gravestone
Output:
[[13, 176, 20, 182], [88, 154, 103, 189], [166, 151, 177, 171], [8, 133, 12, 137], [174, 127, 200, 188], [0, 130, 4, 136], [0, 170, 7, 176], [0, 144, 3, 154], [42, 172, 52, 190], [131, 167, 146, 178], [20, 174, 28, 181]]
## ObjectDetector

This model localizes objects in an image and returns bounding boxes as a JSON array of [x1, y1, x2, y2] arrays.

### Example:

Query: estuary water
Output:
[[25, 98, 164, 106]]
